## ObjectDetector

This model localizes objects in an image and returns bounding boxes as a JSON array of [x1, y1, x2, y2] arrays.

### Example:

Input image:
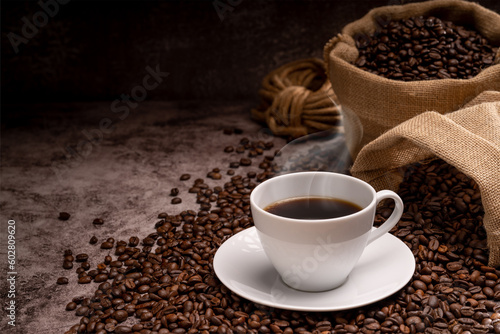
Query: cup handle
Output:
[[366, 190, 404, 245]]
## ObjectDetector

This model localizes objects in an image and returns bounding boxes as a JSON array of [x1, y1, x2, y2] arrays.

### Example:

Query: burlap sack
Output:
[[323, 0, 500, 158], [323, 0, 500, 266], [349, 91, 500, 265]]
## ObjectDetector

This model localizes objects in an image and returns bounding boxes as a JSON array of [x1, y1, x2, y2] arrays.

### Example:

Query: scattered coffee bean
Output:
[[92, 218, 104, 225], [113, 310, 129, 322], [64, 254, 74, 262], [115, 325, 132, 334], [100, 241, 113, 249], [56, 277, 69, 285], [180, 174, 191, 181], [74, 306, 89, 316], [75, 253, 88, 262], [128, 236, 139, 247], [78, 276, 92, 284], [170, 188, 179, 196], [80, 261, 90, 270], [89, 236, 98, 244], [58, 212, 71, 221], [62, 261, 73, 270], [65, 302, 77, 311], [171, 197, 182, 204], [207, 170, 222, 180], [240, 158, 252, 166]]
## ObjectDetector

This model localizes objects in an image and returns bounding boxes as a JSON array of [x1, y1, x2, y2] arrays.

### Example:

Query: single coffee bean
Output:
[[57, 277, 69, 285], [78, 276, 92, 284], [64, 254, 74, 262], [94, 274, 109, 283], [180, 174, 191, 181], [100, 241, 113, 249], [59, 212, 71, 220], [65, 301, 77, 311], [92, 218, 104, 225], [89, 236, 98, 244], [62, 261, 73, 270], [128, 236, 139, 247], [207, 171, 222, 180], [75, 306, 89, 316], [75, 254, 88, 262], [240, 158, 252, 166], [170, 188, 179, 196], [115, 326, 132, 334], [171, 197, 182, 204], [113, 310, 129, 322]]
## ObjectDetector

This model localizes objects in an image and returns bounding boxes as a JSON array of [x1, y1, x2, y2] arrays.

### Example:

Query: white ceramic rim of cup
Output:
[[250, 171, 377, 224]]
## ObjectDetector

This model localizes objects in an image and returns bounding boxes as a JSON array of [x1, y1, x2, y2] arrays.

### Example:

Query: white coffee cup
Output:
[[250, 171, 404, 292]]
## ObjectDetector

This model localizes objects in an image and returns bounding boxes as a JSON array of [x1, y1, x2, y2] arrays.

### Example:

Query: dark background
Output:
[[2, 0, 500, 106]]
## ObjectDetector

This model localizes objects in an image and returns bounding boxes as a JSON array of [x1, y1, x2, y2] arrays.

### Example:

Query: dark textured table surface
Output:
[[0, 101, 287, 333]]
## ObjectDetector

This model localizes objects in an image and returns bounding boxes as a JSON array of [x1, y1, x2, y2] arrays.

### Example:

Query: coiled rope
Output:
[[251, 58, 342, 138]]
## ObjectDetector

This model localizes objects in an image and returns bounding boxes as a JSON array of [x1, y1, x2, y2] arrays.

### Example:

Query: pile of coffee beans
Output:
[[62, 130, 499, 334], [354, 15, 498, 80]]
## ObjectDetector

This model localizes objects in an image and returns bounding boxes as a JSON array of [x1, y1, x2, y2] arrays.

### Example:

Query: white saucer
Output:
[[214, 227, 415, 312]]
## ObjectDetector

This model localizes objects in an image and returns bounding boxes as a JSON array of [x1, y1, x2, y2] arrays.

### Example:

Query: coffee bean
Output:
[[170, 188, 179, 196], [207, 171, 222, 180], [128, 236, 139, 247], [75, 306, 89, 316], [115, 326, 132, 334], [58, 212, 71, 220], [100, 241, 113, 249], [240, 158, 252, 166], [89, 236, 98, 244], [62, 261, 73, 270], [65, 302, 77, 311], [180, 174, 191, 181], [171, 197, 182, 204], [57, 277, 69, 285], [64, 254, 74, 262], [92, 218, 104, 225], [78, 276, 92, 284], [75, 254, 88, 262], [94, 274, 109, 283], [113, 310, 128, 322]]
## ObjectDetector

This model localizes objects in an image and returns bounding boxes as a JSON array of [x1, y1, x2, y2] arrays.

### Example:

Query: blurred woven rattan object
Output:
[[251, 58, 342, 138]]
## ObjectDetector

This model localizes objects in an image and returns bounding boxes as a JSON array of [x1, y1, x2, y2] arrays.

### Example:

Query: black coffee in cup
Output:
[[264, 196, 362, 220]]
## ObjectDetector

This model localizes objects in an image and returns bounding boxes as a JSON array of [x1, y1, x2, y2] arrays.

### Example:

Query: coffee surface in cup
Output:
[[264, 196, 362, 220]]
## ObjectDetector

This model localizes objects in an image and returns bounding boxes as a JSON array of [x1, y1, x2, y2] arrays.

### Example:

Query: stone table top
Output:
[[0, 101, 286, 333]]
